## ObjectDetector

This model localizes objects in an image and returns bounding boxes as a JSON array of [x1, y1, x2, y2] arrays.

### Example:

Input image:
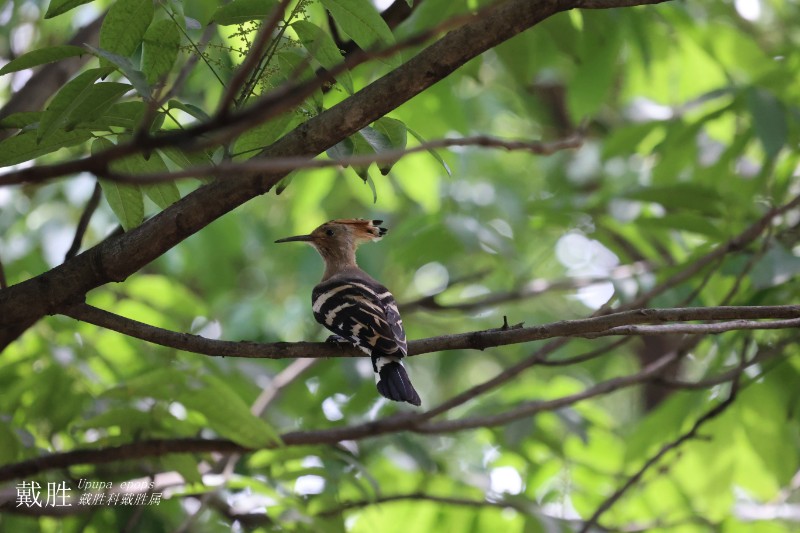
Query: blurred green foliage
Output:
[[1, 0, 800, 531]]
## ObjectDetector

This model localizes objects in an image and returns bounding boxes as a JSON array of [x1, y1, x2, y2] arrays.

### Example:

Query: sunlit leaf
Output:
[[168, 99, 211, 121], [44, 0, 95, 19], [179, 374, 282, 447]]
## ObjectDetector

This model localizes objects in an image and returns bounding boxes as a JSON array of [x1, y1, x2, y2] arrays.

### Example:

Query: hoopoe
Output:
[[276, 219, 421, 406]]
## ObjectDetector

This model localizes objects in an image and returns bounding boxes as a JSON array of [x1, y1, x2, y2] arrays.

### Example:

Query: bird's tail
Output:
[[376, 361, 421, 406]]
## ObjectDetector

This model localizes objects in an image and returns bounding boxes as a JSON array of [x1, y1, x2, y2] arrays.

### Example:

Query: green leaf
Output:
[[320, 0, 399, 68], [99, 0, 155, 64], [0, 112, 42, 130], [142, 182, 180, 209], [111, 149, 180, 209], [232, 113, 294, 158], [64, 82, 132, 130], [45, 0, 95, 19], [750, 244, 800, 290], [622, 184, 723, 216], [637, 213, 724, 238], [104, 101, 147, 130], [359, 126, 393, 153], [211, 0, 280, 25], [0, 129, 92, 166], [141, 19, 181, 84], [273, 50, 323, 113], [275, 172, 294, 195], [99, 180, 145, 231], [365, 173, 378, 203], [85, 45, 152, 99], [0, 421, 20, 464], [567, 13, 620, 120], [168, 99, 210, 122], [293, 20, 354, 95], [370, 117, 407, 174], [93, 138, 144, 230], [179, 374, 281, 448], [407, 127, 451, 176], [0, 45, 88, 75], [327, 130, 376, 180], [160, 454, 204, 485], [746, 87, 786, 159], [38, 67, 111, 141], [158, 146, 213, 173]]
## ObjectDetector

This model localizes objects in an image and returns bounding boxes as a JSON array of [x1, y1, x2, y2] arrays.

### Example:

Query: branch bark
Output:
[[62, 302, 800, 359]]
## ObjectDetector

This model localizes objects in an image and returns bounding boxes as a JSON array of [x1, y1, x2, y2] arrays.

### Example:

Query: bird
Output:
[[275, 218, 421, 406]]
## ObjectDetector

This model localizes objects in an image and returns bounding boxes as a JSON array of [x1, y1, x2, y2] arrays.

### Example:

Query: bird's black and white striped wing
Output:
[[378, 289, 406, 356], [311, 278, 405, 362]]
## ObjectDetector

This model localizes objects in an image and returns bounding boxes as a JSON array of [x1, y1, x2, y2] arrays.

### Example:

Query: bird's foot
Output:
[[325, 334, 352, 347]]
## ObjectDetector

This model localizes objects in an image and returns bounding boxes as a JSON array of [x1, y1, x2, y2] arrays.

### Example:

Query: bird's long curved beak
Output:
[[275, 234, 313, 243]]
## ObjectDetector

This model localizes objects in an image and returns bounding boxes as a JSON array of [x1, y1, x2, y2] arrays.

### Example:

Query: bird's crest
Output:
[[329, 219, 387, 241]]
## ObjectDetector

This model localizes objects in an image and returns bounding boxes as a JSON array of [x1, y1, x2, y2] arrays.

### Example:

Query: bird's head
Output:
[[275, 219, 387, 264]]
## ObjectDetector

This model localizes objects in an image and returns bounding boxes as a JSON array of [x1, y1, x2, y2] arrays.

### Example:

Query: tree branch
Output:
[[64, 181, 102, 261], [62, 302, 800, 359], [585, 318, 800, 337]]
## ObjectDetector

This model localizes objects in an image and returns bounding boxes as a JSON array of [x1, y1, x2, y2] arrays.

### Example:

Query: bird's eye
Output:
[[325, 229, 335, 236]]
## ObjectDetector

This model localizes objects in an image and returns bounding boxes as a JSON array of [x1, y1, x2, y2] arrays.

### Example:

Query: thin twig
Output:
[[96, 135, 584, 184], [64, 181, 102, 261]]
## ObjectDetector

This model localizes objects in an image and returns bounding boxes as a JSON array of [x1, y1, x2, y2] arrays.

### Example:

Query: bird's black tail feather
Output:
[[376, 362, 421, 406]]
